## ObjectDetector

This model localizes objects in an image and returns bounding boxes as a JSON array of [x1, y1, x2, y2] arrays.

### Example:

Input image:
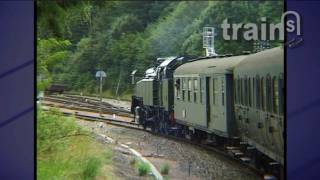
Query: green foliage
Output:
[[37, 38, 71, 91], [136, 161, 151, 176], [37, 1, 283, 96], [37, 107, 82, 153], [131, 158, 151, 176], [37, 108, 114, 179], [82, 157, 102, 180], [160, 163, 170, 175], [37, 0, 67, 38]]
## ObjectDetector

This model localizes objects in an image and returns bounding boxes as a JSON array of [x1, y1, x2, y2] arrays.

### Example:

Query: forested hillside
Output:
[[37, 1, 283, 97]]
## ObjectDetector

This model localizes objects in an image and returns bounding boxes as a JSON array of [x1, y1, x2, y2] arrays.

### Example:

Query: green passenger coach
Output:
[[234, 47, 284, 165], [173, 55, 247, 138]]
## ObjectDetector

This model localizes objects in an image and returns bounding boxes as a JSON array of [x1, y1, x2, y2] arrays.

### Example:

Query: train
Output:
[[131, 47, 284, 176], [44, 84, 67, 95]]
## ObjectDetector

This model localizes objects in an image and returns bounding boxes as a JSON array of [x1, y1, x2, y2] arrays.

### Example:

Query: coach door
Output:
[[205, 77, 211, 127], [208, 75, 230, 136]]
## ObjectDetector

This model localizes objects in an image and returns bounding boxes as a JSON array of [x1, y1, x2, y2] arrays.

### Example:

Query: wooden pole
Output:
[[99, 75, 103, 116]]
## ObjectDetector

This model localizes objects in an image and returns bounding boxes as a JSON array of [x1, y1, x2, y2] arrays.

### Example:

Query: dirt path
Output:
[[77, 119, 261, 180]]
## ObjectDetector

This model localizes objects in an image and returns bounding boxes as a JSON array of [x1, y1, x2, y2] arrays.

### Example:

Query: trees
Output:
[[37, 1, 283, 96], [37, 38, 71, 91]]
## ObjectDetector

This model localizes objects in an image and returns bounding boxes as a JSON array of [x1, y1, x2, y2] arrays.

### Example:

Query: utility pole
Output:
[[115, 66, 122, 101], [96, 70, 106, 116], [99, 74, 103, 115]]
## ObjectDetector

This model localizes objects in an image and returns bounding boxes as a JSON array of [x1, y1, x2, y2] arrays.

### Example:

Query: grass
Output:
[[160, 163, 170, 175], [137, 161, 151, 176], [130, 158, 151, 176], [82, 157, 101, 179], [37, 107, 116, 179]]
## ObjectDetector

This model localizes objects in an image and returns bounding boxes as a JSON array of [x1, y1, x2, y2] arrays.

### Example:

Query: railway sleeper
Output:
[[240, 157, 251, 163], [230, 144, 281, 178], [263, 174, 277, 180], [228, 149, 245, 158], [226, 146, 241, 150]]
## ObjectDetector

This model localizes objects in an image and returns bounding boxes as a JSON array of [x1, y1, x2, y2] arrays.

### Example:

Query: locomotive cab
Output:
[[131, 57, 186, 132]]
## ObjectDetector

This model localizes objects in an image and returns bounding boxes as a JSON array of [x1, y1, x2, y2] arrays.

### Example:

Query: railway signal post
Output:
[[95, 70, 107, 116], [203, 27, 217, 56]]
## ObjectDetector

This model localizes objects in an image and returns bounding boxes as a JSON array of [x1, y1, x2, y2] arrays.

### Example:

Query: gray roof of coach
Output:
[[234, 47, 283, 76], [174, 55, 247, 75]]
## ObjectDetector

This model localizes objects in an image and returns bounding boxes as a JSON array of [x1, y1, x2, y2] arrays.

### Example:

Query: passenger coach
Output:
[[173, 55, 247, 140], [234, 47, 284, 165]]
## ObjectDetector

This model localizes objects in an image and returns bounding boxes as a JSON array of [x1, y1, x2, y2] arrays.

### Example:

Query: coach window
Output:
[[242, 78, 245, 106], [212, 78, 216, 104], [241, 78, 244, 105], [247, 77, 250, 106], [244, 77, 247, 106], [243, 78, 245, 105], [175, 78, 181, 100], [236, 78, 239, 104], [273, 77, 279, 113], [261, 77, 266, 111], [221, 77, 225, 106], [182, 78, 186, 101], [239, 78, 242, 105], [188, 79, 192, 102], [239, 78, 242, 104], [234, 78, 237, 104], [279, 75, 284, 115], [194, 78, 198, 103], [234, 79, 236, 103], [256, 76, 260, 109], [266, 75, 272, 112], [237, 78, 240, 104], [243, 78, 246, 105], [238, 78, 241, 104], [240, 78, 244, 105], [244, 77, 248, 106], [200, 78, 203, 103], [248, 78, 252, 107], [252, 77, 255, 107]]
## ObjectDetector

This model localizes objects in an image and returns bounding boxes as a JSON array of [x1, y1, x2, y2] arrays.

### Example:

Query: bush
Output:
[[82, 157, 102, 180], [137, 161, 151, 176], [37, 108, 113, 179], [160, 163, 170, 175], [37, 107, 83, 153]]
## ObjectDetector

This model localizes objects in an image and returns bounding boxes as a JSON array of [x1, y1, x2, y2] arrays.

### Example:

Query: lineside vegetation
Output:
[[37, 108, 116, 179]]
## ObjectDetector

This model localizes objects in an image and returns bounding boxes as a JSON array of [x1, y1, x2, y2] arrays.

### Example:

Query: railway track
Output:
[[41, 95, 279, 180], [42, 108, 141, 130], [42, 95, 132, 117]]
